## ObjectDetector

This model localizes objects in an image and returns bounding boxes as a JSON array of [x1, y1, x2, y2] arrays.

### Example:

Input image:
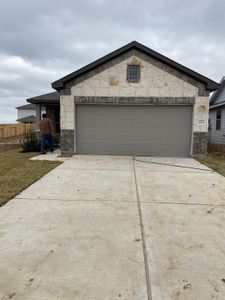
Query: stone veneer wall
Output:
[[193, 132, 208, 155], [60, 49, 210, 156], [61, 129, 74, 156]]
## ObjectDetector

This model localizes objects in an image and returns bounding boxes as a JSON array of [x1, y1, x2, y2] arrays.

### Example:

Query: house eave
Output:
[[26, 91, 60, 105], [27, 99, 60, 105], [210, 102, 225, 110], [210, 79, 225, 105], [16, 103, 36, 110]]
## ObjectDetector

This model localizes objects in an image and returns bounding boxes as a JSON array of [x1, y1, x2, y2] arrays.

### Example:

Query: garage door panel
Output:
[[78, 142, 189, 157], [76, 105, 192, 157], [78, 129, 187, 142]]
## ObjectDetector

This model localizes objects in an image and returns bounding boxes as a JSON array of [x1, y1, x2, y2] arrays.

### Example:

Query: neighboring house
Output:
[[209, 77, 225, 146], [16, 103, 36, 123], [16, 103, 46, 124], [27, 41, 219, 157]]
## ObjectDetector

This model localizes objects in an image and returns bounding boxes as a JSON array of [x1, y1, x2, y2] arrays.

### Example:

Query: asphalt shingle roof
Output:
[[210, 77, 225, 107], [17, 115, 36, 123], [16, 103, 36, 110], [27, 92, 59, 104]]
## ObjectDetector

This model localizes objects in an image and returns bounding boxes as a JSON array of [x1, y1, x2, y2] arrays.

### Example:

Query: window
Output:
[[127, 65, 140, 82], [216, 110, 221, 130]]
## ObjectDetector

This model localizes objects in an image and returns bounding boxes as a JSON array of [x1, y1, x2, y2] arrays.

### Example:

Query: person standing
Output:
[[40, 113, 54, 154]]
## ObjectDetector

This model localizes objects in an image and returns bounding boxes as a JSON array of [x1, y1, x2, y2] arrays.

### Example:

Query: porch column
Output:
[[35, 104, 41, 133]]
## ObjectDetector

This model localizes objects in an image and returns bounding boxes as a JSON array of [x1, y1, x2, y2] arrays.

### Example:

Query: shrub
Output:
[[20, 131, 39, 152], [20, 131, 60, 152], [52, 132, 60, 146]]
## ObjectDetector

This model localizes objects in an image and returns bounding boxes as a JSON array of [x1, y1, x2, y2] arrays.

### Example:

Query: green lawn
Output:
[[0, 148, 62, 206], [1, 147, 224, 206], [197, 153, 225, 177]]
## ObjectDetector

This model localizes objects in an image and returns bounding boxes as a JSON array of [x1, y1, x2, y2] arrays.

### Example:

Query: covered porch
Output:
[[27, 92, 60, 133]]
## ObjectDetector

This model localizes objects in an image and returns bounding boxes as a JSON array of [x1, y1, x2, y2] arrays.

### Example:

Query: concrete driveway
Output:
[[1, 155, 225, 300]]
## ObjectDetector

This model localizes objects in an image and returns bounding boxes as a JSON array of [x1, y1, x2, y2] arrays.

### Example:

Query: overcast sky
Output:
[[0, 0, 225, 123]]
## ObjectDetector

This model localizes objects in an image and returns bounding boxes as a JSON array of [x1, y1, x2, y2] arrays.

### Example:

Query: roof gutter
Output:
[[210, 102, 225, 109]]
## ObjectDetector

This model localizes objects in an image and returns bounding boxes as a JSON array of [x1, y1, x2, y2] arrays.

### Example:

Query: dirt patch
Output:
[[183, 283, 192, 290], [0, 144, 20, 152], [0, 135, 23, 152], [0, 135, 23, 144], [196, 152, 225, 177], [208, 142, 225, 155]]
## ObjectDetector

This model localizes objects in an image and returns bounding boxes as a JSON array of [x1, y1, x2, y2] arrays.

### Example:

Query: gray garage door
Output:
[[76, 105, 193, 157]]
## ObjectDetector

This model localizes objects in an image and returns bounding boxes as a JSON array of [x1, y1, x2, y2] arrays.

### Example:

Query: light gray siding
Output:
[[212, 82, 225, 105], [17, 108, 46, 122], [209, 108, 225, 144], [76, 105, 193, 157], [17, 108, 36, 120]]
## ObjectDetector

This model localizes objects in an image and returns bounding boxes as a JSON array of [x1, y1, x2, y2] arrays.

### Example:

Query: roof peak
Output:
[[52, 41, 219, 92], [210, 76, 225, 106], [220, 76, 225, 83]]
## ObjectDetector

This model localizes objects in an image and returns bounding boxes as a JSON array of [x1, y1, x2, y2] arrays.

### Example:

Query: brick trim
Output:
[[74, 96, 195, 105]]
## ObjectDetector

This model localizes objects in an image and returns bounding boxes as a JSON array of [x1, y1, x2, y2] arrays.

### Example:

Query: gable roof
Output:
[[210, 77, 225, 107], [16, 103, 35, 110], [52, 41, 219, 92], [27, 92, 59, 104]]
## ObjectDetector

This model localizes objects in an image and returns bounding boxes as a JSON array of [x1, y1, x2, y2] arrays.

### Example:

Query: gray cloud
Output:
[[0, 0, 224, 122]]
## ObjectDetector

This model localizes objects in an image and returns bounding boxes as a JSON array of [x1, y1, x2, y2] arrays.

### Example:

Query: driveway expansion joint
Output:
[[133, 158, 152, 300], [57, 167, 133, 172], [140, 201, 225, 206], [13, 197, 137, 203]]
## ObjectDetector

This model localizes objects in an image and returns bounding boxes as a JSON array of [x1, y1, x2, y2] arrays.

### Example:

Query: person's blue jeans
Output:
[[41, 133, 53, 153]]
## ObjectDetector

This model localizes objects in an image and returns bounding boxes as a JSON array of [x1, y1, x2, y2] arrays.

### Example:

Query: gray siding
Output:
[[209, 108, 225, 144], [213, 86, 225, 105]]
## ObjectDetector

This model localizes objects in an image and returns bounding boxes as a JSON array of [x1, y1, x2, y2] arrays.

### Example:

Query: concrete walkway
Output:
[[0, 156, 225, 300], [29, 149, 67, 162]]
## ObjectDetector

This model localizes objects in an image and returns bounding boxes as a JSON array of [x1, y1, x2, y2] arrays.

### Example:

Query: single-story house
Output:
[[208, 77, 225, 146], [16, 103, 46, 124], [27, 41, 219, 157], [16, 103, 36, 123]]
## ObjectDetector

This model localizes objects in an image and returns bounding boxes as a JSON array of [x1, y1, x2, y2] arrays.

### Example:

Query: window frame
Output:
[[216, 109, 222, 131], [127, 64, 141, 82], [208, 118, 211, 131]]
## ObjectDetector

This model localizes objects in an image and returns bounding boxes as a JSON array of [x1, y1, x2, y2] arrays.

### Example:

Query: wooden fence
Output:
[[0, 123, 36, 139]]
